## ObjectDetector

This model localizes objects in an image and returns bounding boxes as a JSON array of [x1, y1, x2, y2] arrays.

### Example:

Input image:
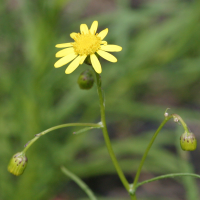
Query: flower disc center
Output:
[[73, 33, 101, 56]]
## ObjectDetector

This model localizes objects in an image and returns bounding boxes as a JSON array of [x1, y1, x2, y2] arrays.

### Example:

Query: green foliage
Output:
[[1, 0, 200, 199]]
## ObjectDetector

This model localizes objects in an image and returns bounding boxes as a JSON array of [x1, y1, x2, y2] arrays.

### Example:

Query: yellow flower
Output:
[[54, 21, 122, 74]]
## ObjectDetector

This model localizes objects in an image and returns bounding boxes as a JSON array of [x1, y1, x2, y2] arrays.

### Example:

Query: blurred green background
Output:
[[1, 0, 200, 199]]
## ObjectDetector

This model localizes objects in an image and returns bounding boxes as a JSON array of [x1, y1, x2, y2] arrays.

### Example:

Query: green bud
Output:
[[8, 152, 28, 176], [180, 132, 197, 151], [77, 70, 94, 90]]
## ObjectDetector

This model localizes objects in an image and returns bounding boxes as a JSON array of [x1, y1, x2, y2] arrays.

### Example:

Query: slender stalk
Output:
[[132, 116, 173, 189], [131, 112, 194, 194], [22, 123, 102, 153], [173, 114, 190, 133], [95, 73, 130, 192], [61, 166, 98, 200], [176, 125, 199, 200], [130, 195, 137, 200], [136, 173, 200, 189]]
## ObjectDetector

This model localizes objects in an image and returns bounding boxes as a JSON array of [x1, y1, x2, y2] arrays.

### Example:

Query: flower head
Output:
[[180, 132, 197, 151], [8, 152, 28, 176], [54, 21, 122, 74]]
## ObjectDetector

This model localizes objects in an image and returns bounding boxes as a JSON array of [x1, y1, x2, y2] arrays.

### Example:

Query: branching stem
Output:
[[22, 123, 102, 153], [136, 173, 200, 189], [132, 113, 190, 190]]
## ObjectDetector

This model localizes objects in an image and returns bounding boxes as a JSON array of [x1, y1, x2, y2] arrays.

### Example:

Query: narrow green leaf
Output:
[[61, 166, 98, 200], [73, 127, 95, 135]]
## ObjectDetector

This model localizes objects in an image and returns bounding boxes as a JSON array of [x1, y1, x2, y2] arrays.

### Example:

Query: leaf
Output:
[[73, 126, 101, 135]]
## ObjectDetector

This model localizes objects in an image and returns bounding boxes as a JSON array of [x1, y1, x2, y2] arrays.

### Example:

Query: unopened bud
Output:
[[174, 118, 179, 123], [8, 152, 28, 176], [164, 112, 168, 117], [180, 132, 197, 151], [77, 70, 94, 90]]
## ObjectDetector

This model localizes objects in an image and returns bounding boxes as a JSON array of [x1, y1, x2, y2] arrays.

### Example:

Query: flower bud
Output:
[[77, 70, 94, 90], [8, 152, 28, 176], [180, 132, 197, 151]]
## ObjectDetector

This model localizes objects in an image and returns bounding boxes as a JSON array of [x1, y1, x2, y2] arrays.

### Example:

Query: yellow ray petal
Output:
[[55, 48, 74, 58], [90, 54, 102, 74], [101, 41, 107, 45], [55, 43, 73, 48], [65, 56, 82, 74], [90, 21, 98, 34], [97, 50, 117, 62], [98, 28, 108, 40], [100, 45, 122, 52], [80, 24, 89, 34], [79, 55, 87, 64], [70, 32, 78, 39], [54, 53, 77, 68]]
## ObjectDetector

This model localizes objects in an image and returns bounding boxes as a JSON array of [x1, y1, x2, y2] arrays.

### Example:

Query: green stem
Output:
[[22, 123, 102, 153], [95, 72, 130, 192], [173, 114, 190, 133], [61, 166, 98, 200], [130, 195, 137, 200], [176, 125, 198, 200], [132, 116, 173, 189], [132, 113, 191, 190], [136, 173, 200, 189]]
